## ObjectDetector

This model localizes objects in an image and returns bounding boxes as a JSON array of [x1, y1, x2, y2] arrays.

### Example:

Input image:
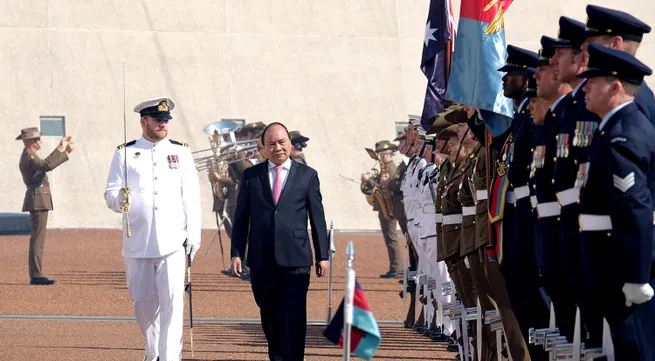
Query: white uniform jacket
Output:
[[104, 137, 201, 259]]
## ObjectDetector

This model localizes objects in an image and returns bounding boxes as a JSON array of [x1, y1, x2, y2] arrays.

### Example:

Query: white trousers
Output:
[[124, 246, 186, 361]]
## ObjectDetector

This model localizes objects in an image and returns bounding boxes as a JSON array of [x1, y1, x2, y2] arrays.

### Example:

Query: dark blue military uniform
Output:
[[529, 36, 578, 342], [491, 45, 550, 353], [582, 4, 655, 127], [550, 16, 604, 347], [578, 43, 655, 361]]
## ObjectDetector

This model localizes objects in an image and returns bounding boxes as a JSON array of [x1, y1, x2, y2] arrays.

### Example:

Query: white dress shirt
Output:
[[267, 157, 293, 192], [104, 137, 201, 259]]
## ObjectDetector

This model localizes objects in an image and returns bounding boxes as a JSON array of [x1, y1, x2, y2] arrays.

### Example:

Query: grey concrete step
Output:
[[0, 213, 30, 235]]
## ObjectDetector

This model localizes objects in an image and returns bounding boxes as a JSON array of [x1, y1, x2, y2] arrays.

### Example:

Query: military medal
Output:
[[575, 162, 590, 188], [167, 155, 180, 169], [557, 133, 570, 158], [573, 121, 581, 147]]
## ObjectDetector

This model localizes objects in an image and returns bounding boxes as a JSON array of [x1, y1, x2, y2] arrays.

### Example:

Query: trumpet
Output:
[[216, 138, 259, 151], [194, 144, 259, 172]]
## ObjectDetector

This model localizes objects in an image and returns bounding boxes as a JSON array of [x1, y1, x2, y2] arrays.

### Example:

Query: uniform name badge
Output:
[[574, 161, 590, 189], [167, 155, 180, 169], [556, 133, 570, 159]]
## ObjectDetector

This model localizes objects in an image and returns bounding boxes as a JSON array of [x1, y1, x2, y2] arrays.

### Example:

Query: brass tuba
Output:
[[360, 148, 394, 221]]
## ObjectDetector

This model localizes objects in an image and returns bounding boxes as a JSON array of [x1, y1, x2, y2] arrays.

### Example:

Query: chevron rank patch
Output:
[[613, 172, 635, 193]]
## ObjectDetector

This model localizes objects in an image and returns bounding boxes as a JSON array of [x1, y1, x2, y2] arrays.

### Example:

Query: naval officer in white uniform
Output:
[[104, 97, 201, 361]]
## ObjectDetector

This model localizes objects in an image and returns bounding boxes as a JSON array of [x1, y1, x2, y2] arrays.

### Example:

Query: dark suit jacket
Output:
[[230, 159, 329, 268], [19, 148, 68, 212]]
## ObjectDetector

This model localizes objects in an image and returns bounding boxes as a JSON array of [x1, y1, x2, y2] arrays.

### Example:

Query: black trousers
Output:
[[251, 266, 311, 361]]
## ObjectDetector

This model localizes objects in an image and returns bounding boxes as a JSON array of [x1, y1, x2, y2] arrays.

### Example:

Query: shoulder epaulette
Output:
[[169, 139, 188, 147], [117, 140, 137, 149]]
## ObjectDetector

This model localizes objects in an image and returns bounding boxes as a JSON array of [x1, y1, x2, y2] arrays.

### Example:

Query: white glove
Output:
[[622, 282, 654, 307], [464, 255, 471, 269], [118, 187, 132, 212], [186, 242, 200, 263]]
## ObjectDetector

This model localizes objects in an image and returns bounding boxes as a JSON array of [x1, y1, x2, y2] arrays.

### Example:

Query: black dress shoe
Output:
[[379, 270, 397, 278], [30, 277, 56, 285]]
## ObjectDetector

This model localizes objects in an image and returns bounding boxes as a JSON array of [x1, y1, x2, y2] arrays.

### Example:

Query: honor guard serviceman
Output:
[[398, 126, 423, 328], [492, 45, 551, 356], [17, 128, 75, 285], [580, 5, 655, 127], [577, 43, 655, 361], [104, 97, 202, 361], [464, 107, 532, 361], [391, 131, 417, 282], [531, 35, 577, 342], [548, 16, 604, 348], [289, 130, 309, 165]]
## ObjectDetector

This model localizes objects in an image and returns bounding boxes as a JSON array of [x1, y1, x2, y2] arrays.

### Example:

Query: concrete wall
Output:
[[1, 0, 654, 230]]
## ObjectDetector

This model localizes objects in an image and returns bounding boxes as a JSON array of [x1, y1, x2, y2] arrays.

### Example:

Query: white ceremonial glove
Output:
[[116, 188, 132, 213], [186, 242, 200, 263], [622, 282, 654, 307], [464, 255, 471, 269]]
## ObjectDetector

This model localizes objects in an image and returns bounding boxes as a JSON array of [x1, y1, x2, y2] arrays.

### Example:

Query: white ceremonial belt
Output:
[[514, 185, 530, 200], [505, 191, 516, 204], [443, 214, 463, 225], [537, 201, 561, 218], [422, 205, 437, 214], [462, 206, 476, 217], [476, 189, 488, 201], [579, 214, 612, 231], [557, 188, 580, 207], [530, 196, 538, 209], [435, 213, 443, 224]]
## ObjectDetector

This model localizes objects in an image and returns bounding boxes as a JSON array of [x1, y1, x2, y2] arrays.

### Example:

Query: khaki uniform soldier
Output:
[[467, 128, 532, 361], [368, 140, 403, 278], [17, 127, 74, 285], [289, 130, 309, 165], [458, 138, 501, 361]]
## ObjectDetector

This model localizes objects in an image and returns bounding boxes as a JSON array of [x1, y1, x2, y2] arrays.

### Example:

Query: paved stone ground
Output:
[[0, 229, 457, 360]]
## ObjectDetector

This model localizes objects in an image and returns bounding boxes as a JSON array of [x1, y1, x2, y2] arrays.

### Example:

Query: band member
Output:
[[230, 122, 329, 361], [361, 141, 402, 278], [17, 128, 74, 286], [289, 130, 309, 165], [578, 43, 655, 361], [104, 97, 201, 361]]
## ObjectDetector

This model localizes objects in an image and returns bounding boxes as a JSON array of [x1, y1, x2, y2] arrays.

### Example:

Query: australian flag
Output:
[[420, 0, 456, 131], [323, 279, 381, 360]]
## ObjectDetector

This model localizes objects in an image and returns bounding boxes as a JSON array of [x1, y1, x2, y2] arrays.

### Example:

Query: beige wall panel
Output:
[[48, 0, 228, 32], [226, 0, 398, 37], [0, 1, 48, 28]]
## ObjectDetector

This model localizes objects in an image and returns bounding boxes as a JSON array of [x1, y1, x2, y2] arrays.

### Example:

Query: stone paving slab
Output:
[[0, 229, 456, 360]]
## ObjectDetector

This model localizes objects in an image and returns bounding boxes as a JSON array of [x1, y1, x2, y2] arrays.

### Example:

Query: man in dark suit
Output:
[[230, 122, 329, 361], [17, 127, 74, 285]]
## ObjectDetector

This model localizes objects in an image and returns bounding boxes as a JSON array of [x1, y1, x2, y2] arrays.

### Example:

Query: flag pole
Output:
[[327, 220, 335, 322], [343, 240, 356, 361]]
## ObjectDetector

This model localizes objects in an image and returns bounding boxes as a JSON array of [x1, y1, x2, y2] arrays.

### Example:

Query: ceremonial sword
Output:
[[184, 240, 195, 358], [120, 62, 131, 237]]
